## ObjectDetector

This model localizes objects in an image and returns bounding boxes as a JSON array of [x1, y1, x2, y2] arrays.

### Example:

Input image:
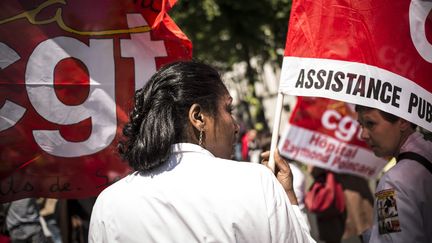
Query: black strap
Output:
[[397, 152, 432, 175], [0, 203, 11, 235]]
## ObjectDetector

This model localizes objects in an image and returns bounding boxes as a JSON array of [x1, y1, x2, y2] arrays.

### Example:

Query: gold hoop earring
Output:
[[199, 129, 203, 146]]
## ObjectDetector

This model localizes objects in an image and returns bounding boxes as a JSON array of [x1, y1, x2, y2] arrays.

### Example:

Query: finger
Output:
[[274, 149, 290, 172], [260, 150, 270, 167], [261, 150, 270, 160]]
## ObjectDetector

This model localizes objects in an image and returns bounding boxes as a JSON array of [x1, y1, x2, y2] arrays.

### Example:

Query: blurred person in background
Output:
[[39, 198, 62, 243], [5, 198, 48, 243], [241, 129, 258, 161], [307, 166, 374, 243]]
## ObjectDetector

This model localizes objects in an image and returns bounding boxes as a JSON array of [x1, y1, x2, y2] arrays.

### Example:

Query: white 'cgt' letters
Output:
[[26, 37, 117, 157], [321, 109, 361, 142], [0, 14, 167, 158]]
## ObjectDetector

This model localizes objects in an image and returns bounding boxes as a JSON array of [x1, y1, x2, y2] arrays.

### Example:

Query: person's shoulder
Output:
[[396, 134, 432, 178], [383, 161, 413, 180], [404, 132, 432, 158], [217, 157, 267, 169], [95, 173, 135, 201], [214, 157, 275, 179], [379, 156, 431, 193]]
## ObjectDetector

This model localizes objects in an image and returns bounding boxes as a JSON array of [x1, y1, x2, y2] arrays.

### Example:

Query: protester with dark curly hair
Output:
[[89, 61, 315, 243]]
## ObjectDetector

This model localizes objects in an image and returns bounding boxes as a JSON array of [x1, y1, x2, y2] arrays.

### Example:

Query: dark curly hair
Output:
[[118, 61, 227, 172]]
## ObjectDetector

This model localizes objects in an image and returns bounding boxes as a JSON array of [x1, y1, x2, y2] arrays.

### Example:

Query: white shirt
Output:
[[290, 163, 306, 211], [290, 163, 310, 231], [368, 132, 432, 243], [89, 143, 315, 243]]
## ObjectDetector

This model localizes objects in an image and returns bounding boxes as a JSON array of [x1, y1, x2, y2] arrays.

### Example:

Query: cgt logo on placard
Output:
[[321, 109, 361, 142], [0, 1, 168, 157]]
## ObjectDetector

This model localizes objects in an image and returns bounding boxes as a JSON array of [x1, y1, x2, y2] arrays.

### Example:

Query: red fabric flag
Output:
[[0, 0, 192, 203], [279, 0, 432, 131]]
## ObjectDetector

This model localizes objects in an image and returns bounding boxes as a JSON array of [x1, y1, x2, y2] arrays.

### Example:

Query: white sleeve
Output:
[[262, 170, 316, 243], [290, 163, 307, 211], [88, 197, 109, 243]]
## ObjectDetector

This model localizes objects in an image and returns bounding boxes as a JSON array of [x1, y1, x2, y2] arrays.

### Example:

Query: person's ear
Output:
[[189, 103, 205, 130], [399, 118, 412, 132]]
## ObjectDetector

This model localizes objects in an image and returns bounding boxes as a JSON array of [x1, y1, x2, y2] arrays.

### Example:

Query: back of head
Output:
[[118, 61, 227, 172]]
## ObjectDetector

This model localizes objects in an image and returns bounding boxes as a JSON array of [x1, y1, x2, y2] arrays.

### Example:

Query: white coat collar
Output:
[[171, 143, 215, 158]]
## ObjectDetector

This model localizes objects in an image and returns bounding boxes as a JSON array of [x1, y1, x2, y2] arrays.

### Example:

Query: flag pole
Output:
[[268, 92, 284, 172]]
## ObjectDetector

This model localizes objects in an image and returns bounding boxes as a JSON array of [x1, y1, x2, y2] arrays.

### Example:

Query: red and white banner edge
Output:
[[279, 56, 432, 132]]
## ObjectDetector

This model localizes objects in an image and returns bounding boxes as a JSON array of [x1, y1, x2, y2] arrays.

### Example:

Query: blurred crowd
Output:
[[1, 198, 95, 243], [234, 126, 377, 243]]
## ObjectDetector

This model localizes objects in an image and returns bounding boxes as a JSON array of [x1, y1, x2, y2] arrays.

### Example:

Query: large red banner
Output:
[[279, 97, 387, 178], [279, 0, 432, 131], [0, 0, 192, 202]]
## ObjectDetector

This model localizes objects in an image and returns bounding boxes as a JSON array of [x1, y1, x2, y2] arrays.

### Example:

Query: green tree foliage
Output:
[[170, 0, 292, 130]]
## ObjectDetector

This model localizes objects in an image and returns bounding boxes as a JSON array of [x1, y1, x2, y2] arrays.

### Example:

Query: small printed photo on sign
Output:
[[376, 189, 401, 234]]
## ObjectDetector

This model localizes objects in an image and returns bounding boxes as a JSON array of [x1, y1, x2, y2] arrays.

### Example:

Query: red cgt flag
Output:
[[0, 0, 192, 203], [279, 0, 432, 131]]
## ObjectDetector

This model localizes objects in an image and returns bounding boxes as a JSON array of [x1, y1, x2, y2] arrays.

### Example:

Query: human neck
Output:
[[394, 129, 415, 157]]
